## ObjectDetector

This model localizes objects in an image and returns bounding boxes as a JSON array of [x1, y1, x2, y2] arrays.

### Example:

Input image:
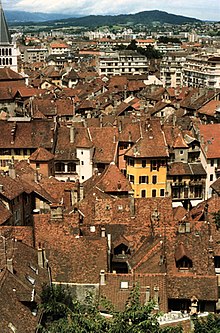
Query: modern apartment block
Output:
[[97, 50, 148, 76], [160, 52, 186, 87], [183, 53, 220, 88]]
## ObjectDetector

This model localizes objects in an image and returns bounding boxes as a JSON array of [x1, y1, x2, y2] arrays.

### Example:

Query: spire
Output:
[[0, 0, 11, 44]]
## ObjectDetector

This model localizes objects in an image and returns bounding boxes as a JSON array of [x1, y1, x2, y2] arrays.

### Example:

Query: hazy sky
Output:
[[3, 0, 220, 20]]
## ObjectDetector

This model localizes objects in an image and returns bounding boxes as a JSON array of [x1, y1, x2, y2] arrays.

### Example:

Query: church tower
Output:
[[0, 1, 18, 72]]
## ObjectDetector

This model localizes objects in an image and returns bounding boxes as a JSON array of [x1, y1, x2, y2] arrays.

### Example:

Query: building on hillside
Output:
[[0, 2, 18, 72]]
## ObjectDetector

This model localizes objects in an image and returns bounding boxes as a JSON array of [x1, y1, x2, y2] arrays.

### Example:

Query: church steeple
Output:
[[0, 0, 11, 44]]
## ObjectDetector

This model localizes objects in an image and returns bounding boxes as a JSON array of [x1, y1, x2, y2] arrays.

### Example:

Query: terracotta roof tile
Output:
[[199, 124, 220, 158], [29, 147, 54, 161]]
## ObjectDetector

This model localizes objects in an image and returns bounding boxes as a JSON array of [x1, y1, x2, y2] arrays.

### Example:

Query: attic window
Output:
[[178, 222, 191, 233], [176, 256, 192, 270], [26, 275, 35, 285], [118, 205, 123, 211]]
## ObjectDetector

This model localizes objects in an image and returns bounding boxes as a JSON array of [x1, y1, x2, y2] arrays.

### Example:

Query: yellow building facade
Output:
[[126, 157, 167, 198]]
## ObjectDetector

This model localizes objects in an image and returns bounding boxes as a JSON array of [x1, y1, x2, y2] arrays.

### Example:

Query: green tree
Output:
[[38, 284, 183, 333], [194, 313, 220, 333]]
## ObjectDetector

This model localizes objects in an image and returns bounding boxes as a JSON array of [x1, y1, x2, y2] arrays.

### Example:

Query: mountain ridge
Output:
[[6, 9, 201, 26]]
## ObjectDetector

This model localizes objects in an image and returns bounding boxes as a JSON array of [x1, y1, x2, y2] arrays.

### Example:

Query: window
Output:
[[82, 176, 84, 180], [152, 175, 157, 184], [176, 256, 192, 269], [160, 189, 165, 197], [55, 162, 65, 172], [152, 189, 156, 197], [81, 161, 84, 165], [139, 176, 148, 184], [67, 162, 76, 172], [36, 163, 40, 169], [81, 151, 83, 155], [211, 159, 214, 167], [210, 174, 213, 181], [129, 175, 134, 183], [150, 160, 157, 171], [120, 281, 129, 289], [180, 150, 183, 155], [128, 158, 134, 167], [141, 189, 146, 198], [142, 159, 147, 167]]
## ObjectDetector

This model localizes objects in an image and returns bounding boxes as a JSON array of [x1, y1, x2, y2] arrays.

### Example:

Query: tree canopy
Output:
[[38, 284, 183, 333]]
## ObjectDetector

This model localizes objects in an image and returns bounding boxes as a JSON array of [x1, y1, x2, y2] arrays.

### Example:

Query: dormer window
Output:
[[176, 256, 192, 269], [175, 243, 192, 270]]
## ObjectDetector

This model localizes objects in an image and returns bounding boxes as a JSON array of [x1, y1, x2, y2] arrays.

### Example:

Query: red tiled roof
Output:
[[29, 147, 54, 161], [199, 124, 220, 158]]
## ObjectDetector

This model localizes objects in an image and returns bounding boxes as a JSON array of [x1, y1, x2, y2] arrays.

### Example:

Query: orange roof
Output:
[[136, 39, 155, 43], [29, 147, 54, 162], [199, 124, 220, 159], [51, 43, 69, 48]]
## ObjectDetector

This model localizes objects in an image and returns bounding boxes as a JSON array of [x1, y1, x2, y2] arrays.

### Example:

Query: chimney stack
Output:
[[9, 158, 16, 179], [101, 227, 106, 238], [70, 125, 75, 144], [100, 270, 105, 285], [7, 258, 13, 274], [37, 245, 44, 268]]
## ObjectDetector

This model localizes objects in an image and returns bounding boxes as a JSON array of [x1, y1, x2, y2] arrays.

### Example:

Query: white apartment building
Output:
[[160, 52, 187, 87], [22, 47, 48, 63], [183, 53, 220, 89], [97, 50, 148, 76]]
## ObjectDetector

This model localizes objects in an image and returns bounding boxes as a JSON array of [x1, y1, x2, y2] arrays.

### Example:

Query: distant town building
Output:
[[97, 50, 148, 76]]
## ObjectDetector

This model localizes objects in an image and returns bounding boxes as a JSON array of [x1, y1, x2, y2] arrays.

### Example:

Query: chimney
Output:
[[10, 122, 17, 145], [70, 125, 75, 144], [7, 258, 13, 274], [154, 286, 159, 308], [100, 270, 105, 285], [101, 227, 106, 238], [145, 286, 150, 304], [79, 184, 84, 201], [129, 192, 135, 216], [9, 158, 16, 179], [37, 246, 44, 268], [100, 115, 103, 128], [119, 120, 122, 133], [107, 233, 111, 272]]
